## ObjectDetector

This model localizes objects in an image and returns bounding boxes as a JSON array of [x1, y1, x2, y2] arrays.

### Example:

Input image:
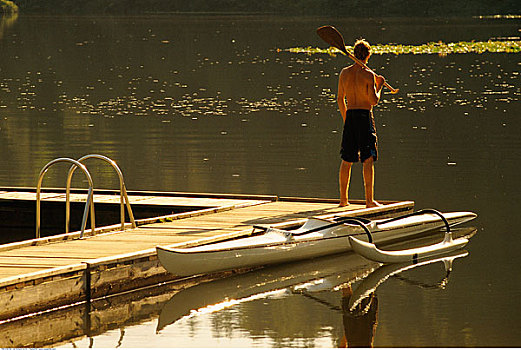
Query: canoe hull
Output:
[[157, 211, 476, 277], [157, 235, 353, 277]]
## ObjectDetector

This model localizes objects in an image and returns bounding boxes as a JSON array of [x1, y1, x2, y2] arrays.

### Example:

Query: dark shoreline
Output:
[[7, 0, 521, 17]]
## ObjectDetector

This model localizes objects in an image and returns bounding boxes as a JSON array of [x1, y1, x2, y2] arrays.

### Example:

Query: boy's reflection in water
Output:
[[339, 285, 378, 348]]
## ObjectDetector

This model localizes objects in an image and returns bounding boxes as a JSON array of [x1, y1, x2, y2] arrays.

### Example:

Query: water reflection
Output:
[[156, 251, 380, 332], [0, 12, 17, 40], [337, 251, 466, 347], [156, 228, 475, 347], [339, 285, 378, 347]]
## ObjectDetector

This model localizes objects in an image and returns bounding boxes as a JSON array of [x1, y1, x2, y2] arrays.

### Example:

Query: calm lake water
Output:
[[0, 13, 520, 347]]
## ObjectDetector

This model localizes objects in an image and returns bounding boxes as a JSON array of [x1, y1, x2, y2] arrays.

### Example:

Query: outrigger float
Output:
[[157, 209, 476, 277]]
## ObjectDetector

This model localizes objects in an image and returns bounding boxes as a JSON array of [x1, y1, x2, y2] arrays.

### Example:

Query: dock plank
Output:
[[0, 267, 51, 277], [0, 256, 84, 265], [0, 190, 267, 209]]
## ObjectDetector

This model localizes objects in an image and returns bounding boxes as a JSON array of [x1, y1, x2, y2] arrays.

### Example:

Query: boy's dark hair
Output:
[[354, 39, 371, 61]]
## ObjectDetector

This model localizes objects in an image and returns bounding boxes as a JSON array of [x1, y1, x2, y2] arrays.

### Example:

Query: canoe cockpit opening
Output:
[[254, 217, 374, 242], [265, 227, 293, 239], [333, 216, 372, 225]]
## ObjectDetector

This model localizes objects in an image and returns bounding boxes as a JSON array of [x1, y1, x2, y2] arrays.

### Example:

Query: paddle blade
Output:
[[316, 25, 348, 55]]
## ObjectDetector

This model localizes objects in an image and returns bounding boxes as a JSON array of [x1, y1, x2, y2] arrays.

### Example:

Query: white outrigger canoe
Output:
[[157, 209, 476, 277]]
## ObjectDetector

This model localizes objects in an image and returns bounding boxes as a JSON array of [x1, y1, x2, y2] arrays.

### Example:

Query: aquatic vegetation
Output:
[[474, 14, 521, 19], [286, 40, 521, 56], [0, 0, 18, 13]]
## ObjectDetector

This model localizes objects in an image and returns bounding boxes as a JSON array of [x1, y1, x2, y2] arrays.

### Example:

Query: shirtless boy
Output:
[[337, 39, 385, 208]]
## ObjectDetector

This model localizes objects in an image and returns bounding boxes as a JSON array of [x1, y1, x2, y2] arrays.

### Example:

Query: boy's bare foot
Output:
[[366, 201, 382, 208], [339, 200, 350, 207]]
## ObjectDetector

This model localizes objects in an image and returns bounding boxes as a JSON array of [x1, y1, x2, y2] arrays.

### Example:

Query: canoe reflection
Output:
[[156, 250, 380, 332], [158, 227, 476, 342], [339, 249, 468, 347]]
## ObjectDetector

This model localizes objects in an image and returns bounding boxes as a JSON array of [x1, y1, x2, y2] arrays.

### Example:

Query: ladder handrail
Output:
[[37, 158, 95, 239], [65, 154, 136, 233]]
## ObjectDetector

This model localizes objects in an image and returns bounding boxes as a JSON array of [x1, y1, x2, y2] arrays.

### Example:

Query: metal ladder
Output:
[[36, 155, 136, 239]]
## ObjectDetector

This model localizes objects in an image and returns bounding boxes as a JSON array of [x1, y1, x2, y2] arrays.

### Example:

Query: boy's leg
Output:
[[339, 160, 352, 207], [362, 157, 381, 208]]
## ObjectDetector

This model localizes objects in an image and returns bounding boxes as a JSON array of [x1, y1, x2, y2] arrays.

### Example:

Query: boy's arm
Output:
[[337, 70, 347, 121], [375, 74, 385, 92], [370, 74, 385, 106]]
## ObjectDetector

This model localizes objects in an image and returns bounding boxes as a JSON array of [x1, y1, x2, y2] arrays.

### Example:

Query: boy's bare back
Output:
[[337, 64, 384, 120]]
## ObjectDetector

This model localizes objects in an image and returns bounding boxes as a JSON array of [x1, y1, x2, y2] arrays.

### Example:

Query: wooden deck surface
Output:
[[0, 189, 265, 208], [0, 197, 412, 282]]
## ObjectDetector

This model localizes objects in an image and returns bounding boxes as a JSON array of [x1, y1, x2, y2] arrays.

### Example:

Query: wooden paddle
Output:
[[316, 25, 399, 94]]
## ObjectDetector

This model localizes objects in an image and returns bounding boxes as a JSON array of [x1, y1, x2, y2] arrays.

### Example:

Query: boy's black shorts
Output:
[[340, 109, 378, 163]]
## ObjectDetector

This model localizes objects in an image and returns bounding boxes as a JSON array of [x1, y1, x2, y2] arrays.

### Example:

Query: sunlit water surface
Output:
[[0, 14, 520, 347]]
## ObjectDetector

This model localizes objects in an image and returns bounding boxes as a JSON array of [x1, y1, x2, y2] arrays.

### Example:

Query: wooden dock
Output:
[[0, 188, 414, 321]]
